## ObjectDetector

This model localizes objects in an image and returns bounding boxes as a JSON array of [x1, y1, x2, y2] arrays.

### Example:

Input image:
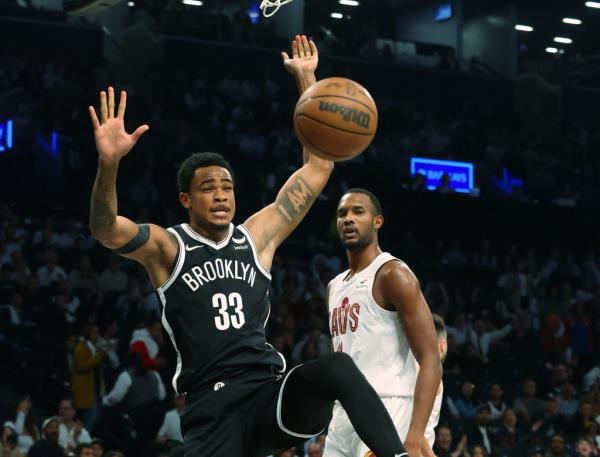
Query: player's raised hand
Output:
[[89, 87, 149, 165], [281, 34, 318, 78]]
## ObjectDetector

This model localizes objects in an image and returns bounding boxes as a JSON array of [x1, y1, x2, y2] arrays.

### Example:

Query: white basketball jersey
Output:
[[328, 252, 418, 398]]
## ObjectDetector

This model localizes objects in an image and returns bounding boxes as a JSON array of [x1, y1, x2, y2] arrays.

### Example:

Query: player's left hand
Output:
[[281, 34, 318, 77], [404, 439, 425, 457], [421, 439, 436, 457]]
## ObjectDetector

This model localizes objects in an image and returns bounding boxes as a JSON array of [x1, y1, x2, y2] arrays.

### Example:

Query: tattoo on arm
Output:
[[276, 176, 316, 223], [90, 162, 118, 234]]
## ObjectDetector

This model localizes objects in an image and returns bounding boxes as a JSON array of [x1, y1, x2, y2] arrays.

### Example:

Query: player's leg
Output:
[[352, 397, 413, 457], [266, 352, 407, 457], [322, 403, 355, 457]]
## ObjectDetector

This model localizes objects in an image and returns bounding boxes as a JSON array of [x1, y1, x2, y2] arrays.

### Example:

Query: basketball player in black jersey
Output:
[[88, 36, 407, 457]]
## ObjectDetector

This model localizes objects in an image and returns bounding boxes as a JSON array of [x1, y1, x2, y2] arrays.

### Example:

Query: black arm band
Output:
[[112, 224, 150, 254]]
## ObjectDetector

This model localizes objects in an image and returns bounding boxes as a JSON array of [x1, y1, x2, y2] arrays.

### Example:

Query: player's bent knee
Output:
[[321, 352, 360, 383]]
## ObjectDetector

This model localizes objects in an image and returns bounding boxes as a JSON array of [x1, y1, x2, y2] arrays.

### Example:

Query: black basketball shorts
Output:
[[180, 366, 334, 457]]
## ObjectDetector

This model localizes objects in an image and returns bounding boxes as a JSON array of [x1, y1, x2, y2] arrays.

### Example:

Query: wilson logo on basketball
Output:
[[318, 101, 371, 129]]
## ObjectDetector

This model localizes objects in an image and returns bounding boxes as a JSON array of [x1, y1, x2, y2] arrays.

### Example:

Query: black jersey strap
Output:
[[112, 224, 150, 254]]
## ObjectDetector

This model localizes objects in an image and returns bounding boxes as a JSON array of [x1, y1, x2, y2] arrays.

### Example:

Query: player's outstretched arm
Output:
[[282, 35, 332, 168], [376, 262, 442, 457], [89, 87, 177, 286], [243, 36, 333, 270]]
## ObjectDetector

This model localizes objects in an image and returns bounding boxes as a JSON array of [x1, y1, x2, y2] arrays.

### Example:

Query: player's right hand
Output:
[[89, 86, 149, 165], [281, 34, 318, 78]]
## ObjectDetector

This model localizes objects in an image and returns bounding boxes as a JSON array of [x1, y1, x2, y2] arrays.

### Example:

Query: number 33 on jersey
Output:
[[156, 223, 285, 394]]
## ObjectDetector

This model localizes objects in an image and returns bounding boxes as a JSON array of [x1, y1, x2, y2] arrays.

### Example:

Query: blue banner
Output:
[[410, 157, 475, 193], [0, 119, 13, 153]]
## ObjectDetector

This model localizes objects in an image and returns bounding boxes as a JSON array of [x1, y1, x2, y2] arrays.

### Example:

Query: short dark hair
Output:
[[59, 397, 75, 408], [432, 314, 447, 339], [75, 443, 94, 456], [177, 152, 234, 193], [341, 188, 383, 215]]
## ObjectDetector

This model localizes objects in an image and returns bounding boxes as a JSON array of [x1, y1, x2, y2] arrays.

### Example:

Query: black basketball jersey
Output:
[[156, 223, 286, 394]]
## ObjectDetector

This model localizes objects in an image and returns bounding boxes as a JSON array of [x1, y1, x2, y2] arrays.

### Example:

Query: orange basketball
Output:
[[294, 77, 378, 162]]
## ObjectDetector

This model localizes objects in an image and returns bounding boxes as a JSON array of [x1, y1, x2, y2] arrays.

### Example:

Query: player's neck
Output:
[[189, 221, 230, 243], [346, 243, 382, 276]]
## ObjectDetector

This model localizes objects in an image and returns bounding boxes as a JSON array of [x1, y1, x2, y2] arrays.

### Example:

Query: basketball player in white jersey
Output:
[[324, 188, 442, 457]]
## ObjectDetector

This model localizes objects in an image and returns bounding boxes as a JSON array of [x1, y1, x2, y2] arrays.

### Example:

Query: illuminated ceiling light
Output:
[[127, 1, 134, 5], [515, 24, 534, 32], [330, 12, 343, 18], [546, 47, 558, 53], [554, 36, 573, 43], [585, 1, 600, 8], [339, 0, 359, 5], [562, 17, 582, 24], [182, 0, 203, 5]]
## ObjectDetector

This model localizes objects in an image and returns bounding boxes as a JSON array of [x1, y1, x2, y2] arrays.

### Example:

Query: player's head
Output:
[[432, 314, 448, 363], [336, 188, 383, 251], [177, 152, 236, 231]]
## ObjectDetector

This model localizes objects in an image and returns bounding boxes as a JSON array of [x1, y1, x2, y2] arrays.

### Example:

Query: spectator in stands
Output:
[[447, 313, 469, 344], [97, 256, 128, 295], [433, 426, 457, 457], [129, 317, 164, 370], [103, 352, 166, 456], [540, 314, 568, 363], [583, 359, 600, 391], [26, 417, 62, 457], [566, 401, 594, 436], [156, 394, 185, 452], [96, 321, 120, 387], [557, 382, 579, 418], [13, 398, 39, 454], [35, 251, 66, 288], [104, 452, 124, 457], [291, 327, 330, 365], [1, 292, 26, 325], [436, 173, 455, 194], [74, 443, 94, 457], [575, 438, 595, 457], [545, 435, 568, 457], [564, 301, 595, 365], [514, 378, 545, 426], [307, 443, 323, 457], [549, 364, 572, 396], [444, 240, 468, 268], [1, 422, 25, 457], [582, 422, 600, 450], [486, 383, 507, 420], [467, 318, 513, 361], [471, 445, 488, 457], [467, 404, 495, 455], [57, 398, 91, 453], [529, 395, 568, 444], [454, 381, 478, 419], [495, 408, 522, 451], [68, 255, 98, 294], [72, 324, 105, 430], [474, 240, 498, 270], [90, 439, 103, 457]]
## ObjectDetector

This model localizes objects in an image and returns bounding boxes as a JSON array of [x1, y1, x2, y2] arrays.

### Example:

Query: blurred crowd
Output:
[[1, 34, 599, 213], [1, 23, 600, 457], [1, 199, 600, 457]]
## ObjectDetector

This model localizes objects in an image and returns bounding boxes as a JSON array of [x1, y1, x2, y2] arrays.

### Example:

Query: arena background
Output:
[[1, 0, 600, 456]]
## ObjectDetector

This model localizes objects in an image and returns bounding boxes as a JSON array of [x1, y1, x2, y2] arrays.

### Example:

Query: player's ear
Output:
[[440, 337, 447, 358], [179, 192, 191, 209], [373, 214, 383, 230]]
